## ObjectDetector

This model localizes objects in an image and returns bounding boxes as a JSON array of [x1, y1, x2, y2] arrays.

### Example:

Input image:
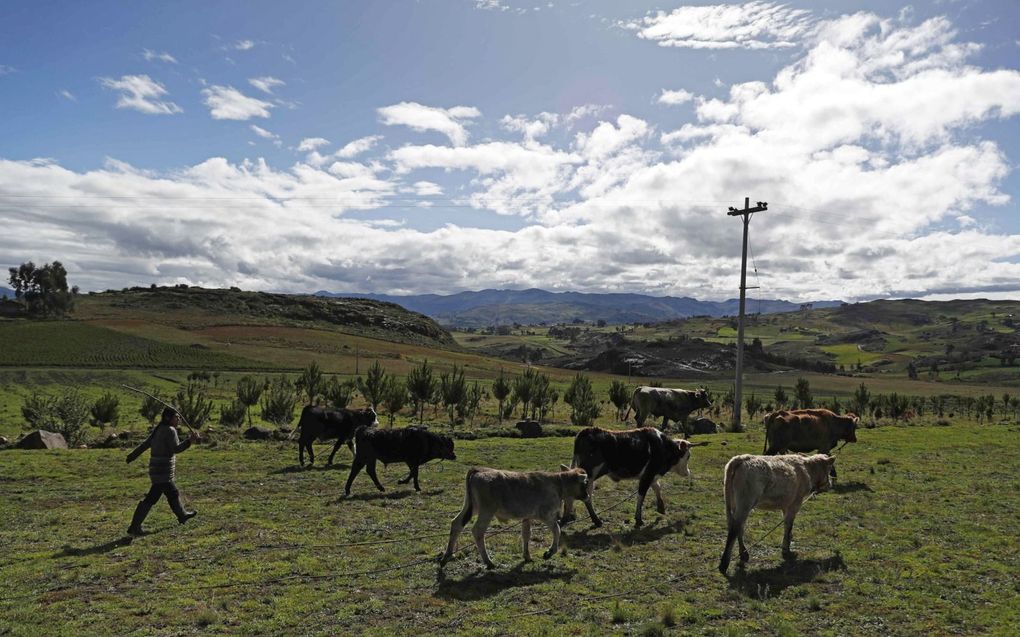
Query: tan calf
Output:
[[718, 454, 835, 574], [440, 466, 589, 569]]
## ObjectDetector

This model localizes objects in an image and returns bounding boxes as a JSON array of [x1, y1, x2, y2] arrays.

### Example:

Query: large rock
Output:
[[15, 430, 69, 450], [0, 436, 9, 447], [244, 426, 272, 441], [515, 420, 542, 438], [689, 417, 719, 435]]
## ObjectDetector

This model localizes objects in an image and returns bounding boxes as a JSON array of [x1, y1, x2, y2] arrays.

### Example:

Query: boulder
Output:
[[515, 420, 542, 438], [0, 436, 9, 447], [244, 426, 272, 441], [689, 417, 719, 435], [15, 430, 69, 450]]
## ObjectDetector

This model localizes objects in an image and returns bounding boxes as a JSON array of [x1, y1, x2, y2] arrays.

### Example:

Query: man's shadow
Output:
[[435, 563, 575, 601], [725, 553, 847, 599], [336, 488, 445, 503], [832, 481, 872, 494], [270, 463, 351, 475], [53, 535, 138, 558]]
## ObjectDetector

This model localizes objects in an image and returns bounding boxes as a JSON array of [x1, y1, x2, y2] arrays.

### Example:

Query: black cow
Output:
[[561, 427, 704, 528], [344, 426, 456, 495], [296, 406, 378, 467]]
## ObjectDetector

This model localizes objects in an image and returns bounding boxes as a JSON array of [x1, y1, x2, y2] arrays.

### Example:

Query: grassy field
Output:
[[1, 421, 1018, 635]]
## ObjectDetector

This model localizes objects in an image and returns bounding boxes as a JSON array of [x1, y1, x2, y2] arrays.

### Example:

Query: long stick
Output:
[[121, 384, 197, 434]]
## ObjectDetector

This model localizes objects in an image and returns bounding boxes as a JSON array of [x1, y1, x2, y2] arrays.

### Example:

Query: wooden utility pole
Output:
[[727, 197, 767, 430]]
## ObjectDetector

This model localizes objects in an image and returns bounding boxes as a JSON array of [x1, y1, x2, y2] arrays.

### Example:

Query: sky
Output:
[[2, 0, 1020, 302]]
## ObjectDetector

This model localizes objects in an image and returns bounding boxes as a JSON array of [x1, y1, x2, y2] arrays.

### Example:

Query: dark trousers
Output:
[[130, 481, 188, 529]]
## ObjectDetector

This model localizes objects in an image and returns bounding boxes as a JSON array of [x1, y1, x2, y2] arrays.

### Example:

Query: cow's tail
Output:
[[723, 457, 741, 524], [623, 405, 632, 422], [455, 468, 478, 526], [762, 412, 774, 454]]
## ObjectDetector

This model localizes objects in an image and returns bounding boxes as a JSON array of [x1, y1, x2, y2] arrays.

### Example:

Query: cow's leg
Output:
[[661, 415, 669, 430], [299, 440, 306, 466], [344, 459, 364, 495], [634, 471, 657, 527], [581, 474, 602, 528], [441, 484, 475, 567], [410, 465, 421, 491], [542, 516, 561, 560], [679, 416, 690, 439], [326, 438, 345, 465], [521, 519, 532, 562], [634, 410, 645, 427], [719, 513, 748, 574], [651, 480, 666, 515], [782, 504, 801, 559], [397, 462, 413, 484], [365, 460, 385, 492], [471, 510, 496, 569]]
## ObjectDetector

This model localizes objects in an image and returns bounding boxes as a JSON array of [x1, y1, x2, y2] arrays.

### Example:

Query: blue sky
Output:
[[2, 0, 1020, 301]]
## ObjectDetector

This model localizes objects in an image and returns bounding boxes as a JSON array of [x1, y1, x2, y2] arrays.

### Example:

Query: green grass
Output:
[[1, 421, 1018, 635], [0, 322, 261, 370]]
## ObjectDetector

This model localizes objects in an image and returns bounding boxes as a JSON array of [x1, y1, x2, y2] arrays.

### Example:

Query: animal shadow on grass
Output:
[[53, 535, 137, 558], [565, 518, 687, 552], [435, 564, 575, 601], [337, 488, 445, 503], [270, 462, 351, 475], [727, 553, 847, 599], [832, 480, 872, 494]]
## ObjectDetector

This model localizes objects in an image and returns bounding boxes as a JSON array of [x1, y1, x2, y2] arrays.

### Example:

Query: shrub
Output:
[[324, 376, 357, 410], [491, 369, 511, 424], [358, 361, 388, 411], [296, 360, 323, 406], [565, 373, 601, 427], [382, 376, 408, 426], [407, 359, 437, 422], [22, 389, 92, 445], [220, 399, 247, 427], [608, 380, 630, 421], [90, 392, 120, 426], [261, 375, 297, 426], [139, 389, 165, 423], [174, 381, 214, 428], [439, 364, 467, 425], [235, 376, 264, 426]]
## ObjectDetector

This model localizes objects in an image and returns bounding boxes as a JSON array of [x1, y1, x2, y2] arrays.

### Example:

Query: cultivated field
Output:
[[1, 422, 1018, 636]]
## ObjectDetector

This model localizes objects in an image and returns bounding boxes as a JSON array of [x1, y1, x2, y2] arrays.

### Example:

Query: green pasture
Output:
[[1, 422, 1018, 635]]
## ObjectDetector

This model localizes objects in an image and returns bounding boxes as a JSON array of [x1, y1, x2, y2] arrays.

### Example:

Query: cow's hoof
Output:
[[542, 550, 556, 560], [656, 503, 666, 515], [523, 556, 533, 564], [484, 561, 496, 570], [591, 519, 603, 529], [739, 550, 750, 563], [377, 487, 386, 493], [718, 560, 729, 574], [782, 550, 797, 561], [559, 514, 576, 526], [634, 519, 644, 529]]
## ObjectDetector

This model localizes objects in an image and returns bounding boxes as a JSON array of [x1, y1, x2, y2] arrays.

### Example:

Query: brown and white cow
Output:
[[718, 453, 835, 574], [440, 466, 590, 569], [561, 427, 701, 528], [627, 386, 712, 436], [762, 409, 858, 476]]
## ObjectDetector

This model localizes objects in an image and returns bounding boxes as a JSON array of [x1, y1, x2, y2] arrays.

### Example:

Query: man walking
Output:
[[126, 407, 199, 536]]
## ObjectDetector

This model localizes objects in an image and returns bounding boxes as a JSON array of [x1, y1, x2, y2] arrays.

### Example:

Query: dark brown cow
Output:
[[344, 426, 456, 495], [296, 406, 378, 467], [561, 426, 702, 528], [763, 409, 858, 476]]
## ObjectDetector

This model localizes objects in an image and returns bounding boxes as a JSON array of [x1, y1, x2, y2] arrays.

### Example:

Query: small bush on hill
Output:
[[22, 389, 92, 445], [261, 376, 297, 426], [89, 392, 120, 426]]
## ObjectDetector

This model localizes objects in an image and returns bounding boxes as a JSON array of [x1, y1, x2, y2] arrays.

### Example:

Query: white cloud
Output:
[[250, 125, 281, 147], [99, 75, 182, 115], [248, 76, 285, 94], [297, 137, 330, 152], [0, 64, 16, 75], [235, 39, 255, 51], [58, 89, 77, 102], [412, 181, 443, 196], [657, 89, 694, 105], [142, 49, 177, 64], [625, 1, 813, 50], [4, 11, 1020, 301], [475, 0, 509, 10], [336, 135, 382, 158], [201, 85, 273, 120], [377, 102, 481, 146]]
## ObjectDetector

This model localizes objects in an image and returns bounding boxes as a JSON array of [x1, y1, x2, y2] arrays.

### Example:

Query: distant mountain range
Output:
[[315, 288, 843, 327], [0, 286, 15, 300]]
